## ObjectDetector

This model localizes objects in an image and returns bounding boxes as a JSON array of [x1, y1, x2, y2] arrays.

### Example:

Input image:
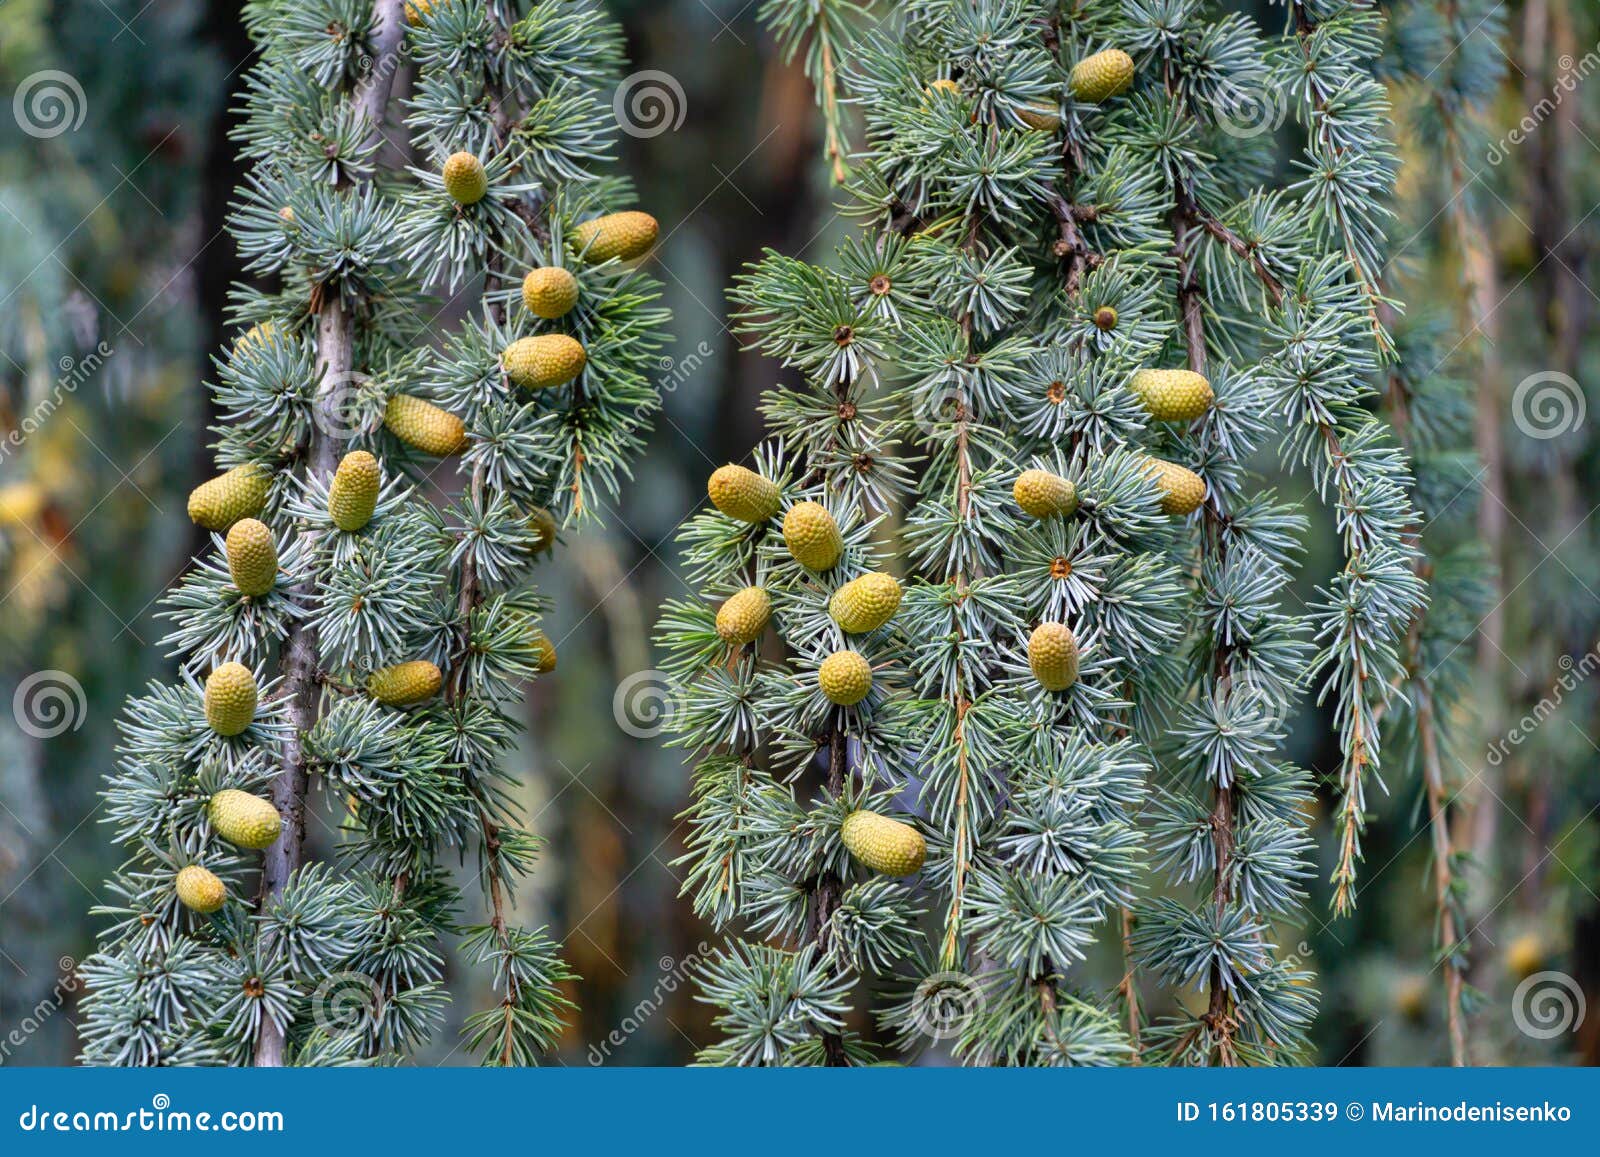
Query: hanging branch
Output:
[[256, 0, 409, 1070]]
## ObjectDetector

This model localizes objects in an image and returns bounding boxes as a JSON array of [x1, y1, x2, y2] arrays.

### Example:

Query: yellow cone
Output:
[[1028, 622, 1079, 691], [225, 518, 277, 597], [716, 587, 772, 646], [1013, 470, 1078, 519], [367, 660, 444, 707], [571, 211, 659, 264], [522, 267, 580, 319], [783, 502, 843, 572], [818, 649, 872, 706], [1070, 49, 1135, 103], [1142, 457, 1207, 516], [385, 394, 466, 456], [841, 810, 925, 876], [829, 573, 902, 634], [188, 464, 270, 531], [328, 450, 381, 532], [504, 334, 586, 390], [204, 662, 258, 736], [1130, 368, 1213, 422], [175, 865, 227, 913], [442, 151, 488, 205], [207, 790, 281, 850], [707, 465, 781, 523]]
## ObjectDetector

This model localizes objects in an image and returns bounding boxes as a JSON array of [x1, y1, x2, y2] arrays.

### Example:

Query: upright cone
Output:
[[204, 662, 258, 736], [175, 865, 227, 913], [442, 151, 488, 205], [783, 502, 843, 572], [328, 450, 380, 532], [225, 518, 277, 597], [1028, 622, 1079, 691], [829, 573, 902, 634], [208, 790, 282, 850], [367, 660, 444, 707], [1070, 49, 1135, 102]]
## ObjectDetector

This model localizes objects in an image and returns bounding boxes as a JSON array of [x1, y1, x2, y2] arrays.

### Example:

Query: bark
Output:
[[254, 0, 408, 1068]]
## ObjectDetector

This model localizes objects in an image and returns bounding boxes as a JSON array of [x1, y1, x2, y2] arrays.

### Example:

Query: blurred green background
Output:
[[1, 0, 1597, 1066]]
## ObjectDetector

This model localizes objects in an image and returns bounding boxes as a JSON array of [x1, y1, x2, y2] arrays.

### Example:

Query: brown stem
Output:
[[253, 0, 408, 1068], [1197, 212, 1284, 307], [1118, 906, 1142, 1061], [811, 728, 848, 1066], [1417, 680, 1468, 1065], [1169, 114, 1240, 1065], [819, 35, 849, 185]]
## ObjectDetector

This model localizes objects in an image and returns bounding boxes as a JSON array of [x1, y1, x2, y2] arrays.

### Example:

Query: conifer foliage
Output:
[[659, 0, 1425, 1065], [79, 0, 668, 1066]]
